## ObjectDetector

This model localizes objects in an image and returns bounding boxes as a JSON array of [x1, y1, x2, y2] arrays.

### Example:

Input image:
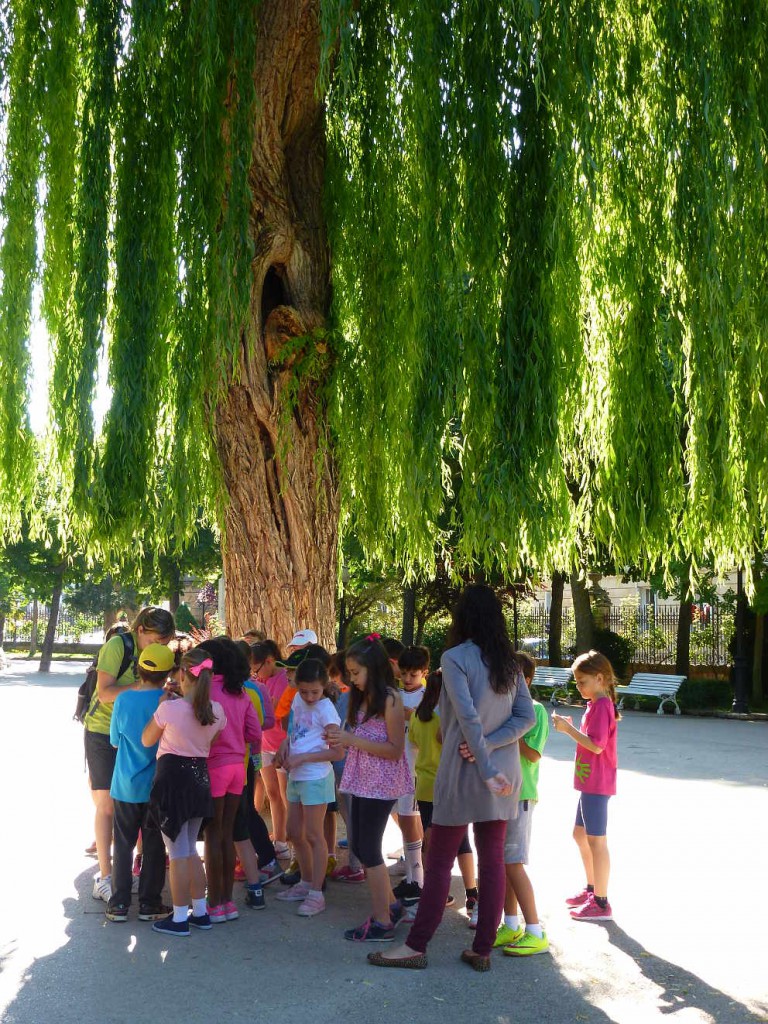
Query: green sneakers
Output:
[[493, 924, 525, 948], [502, 930, 550, 956]]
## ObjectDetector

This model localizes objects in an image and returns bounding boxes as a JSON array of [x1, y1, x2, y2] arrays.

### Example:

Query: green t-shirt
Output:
[[409, 712, 442, 802], [519, 699, 549, 802], [84, 633, 138, 735]]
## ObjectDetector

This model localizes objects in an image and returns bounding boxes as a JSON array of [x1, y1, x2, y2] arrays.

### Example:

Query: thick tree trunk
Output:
[[38, 573, 64, 673], [571, 572, 594, 654], [215, 0, 338, 647], [675, 558, 693, 678], [401, 586, 416, 647], [29, 598, 39, 658], [548, 571, 565, 666], [0, 611, 5, 646]]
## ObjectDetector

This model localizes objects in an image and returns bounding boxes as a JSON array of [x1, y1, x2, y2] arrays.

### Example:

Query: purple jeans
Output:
[[405, 819, 507, 957]]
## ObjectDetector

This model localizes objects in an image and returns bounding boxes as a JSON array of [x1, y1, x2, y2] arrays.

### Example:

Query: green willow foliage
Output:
[[324, 0, 768, 580], [0, 0, 257, 547], [0, 0, 766, 583]]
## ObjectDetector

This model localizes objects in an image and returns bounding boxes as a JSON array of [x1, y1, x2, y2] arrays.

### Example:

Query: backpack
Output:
[[73, 632, 135, 723]]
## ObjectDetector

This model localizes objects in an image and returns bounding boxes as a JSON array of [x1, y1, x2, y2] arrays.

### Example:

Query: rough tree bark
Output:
[[571, 572, 594, 654], [215, 0, 339, 647], [548, 571, 564, 666]]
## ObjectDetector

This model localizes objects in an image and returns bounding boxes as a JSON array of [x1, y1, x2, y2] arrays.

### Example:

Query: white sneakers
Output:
[[92, 875, 112, 902]]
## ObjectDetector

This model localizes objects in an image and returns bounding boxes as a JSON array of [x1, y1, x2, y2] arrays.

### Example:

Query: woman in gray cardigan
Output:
[[368, 584, 536, 971]]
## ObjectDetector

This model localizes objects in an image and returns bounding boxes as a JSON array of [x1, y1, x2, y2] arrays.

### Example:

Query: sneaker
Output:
[[344, 916, 395, 942], [207, 903, 227, 923], [468, 903, 478, 929], [337, 838, 349, 849], [138, 903, 172, 922], [132, 854, 142, 877], [92, 875, 112, 902], [494, 923, 525, 947], [233, 860, 246, 881], [275, 881, 311, 902], [392, 879, 421, 901], [565, 887, 593, 907], [330, 865, 366, 884], [258, 860, 285, 886], [105, 901, 129, 923], [503, 930, 550, 956], [273, 840, 291, 859], [570, 893, 612, 921], [280, 860, 301, 886], [297, 892, 326, 917], [223, 901, 239, 921], [390, 901, 417, 927], [245, 885, 265, 909], [445, 893, 456, 909], [465, 894, 478, 914], [326, 856, 338, 877], [386, 847, 404, 861], [152, 914, 189, 937], [188, 912, 212, 930]]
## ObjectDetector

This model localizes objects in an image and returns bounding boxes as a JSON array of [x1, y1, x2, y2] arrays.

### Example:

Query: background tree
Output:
[[1, 1, 767, 648]]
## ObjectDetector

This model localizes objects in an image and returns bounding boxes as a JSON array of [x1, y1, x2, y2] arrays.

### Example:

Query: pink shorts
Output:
[[208, 762, 245, 798]]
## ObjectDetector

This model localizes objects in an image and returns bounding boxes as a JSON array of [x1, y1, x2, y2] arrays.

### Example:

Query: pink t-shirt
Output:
[[208, 675, 263, 769], [574, 697, 617, 796], [154, 697, 226, 758], [261, 668, 290, 753]]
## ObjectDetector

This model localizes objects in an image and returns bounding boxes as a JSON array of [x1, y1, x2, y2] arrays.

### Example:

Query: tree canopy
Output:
[[0, 0, 766, 611]]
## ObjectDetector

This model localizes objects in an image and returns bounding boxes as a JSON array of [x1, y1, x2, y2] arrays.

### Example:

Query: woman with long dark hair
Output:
[[368, 584, 536, 971]]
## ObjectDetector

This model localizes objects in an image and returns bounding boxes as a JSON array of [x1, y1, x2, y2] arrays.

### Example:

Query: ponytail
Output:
[[181, 649, 217, 726], [416, 670, 443, 723], [571, 650, 622, 721]]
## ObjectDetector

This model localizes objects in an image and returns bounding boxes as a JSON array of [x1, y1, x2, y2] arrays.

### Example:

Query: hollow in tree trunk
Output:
[[571, 572, 594, 655], [39, 570, 65, 673], [215, 0, 338, 646], [548, 571, 565, 666]]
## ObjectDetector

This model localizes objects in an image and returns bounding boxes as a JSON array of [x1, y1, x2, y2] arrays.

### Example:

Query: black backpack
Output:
[[73, 632, 135, 723]]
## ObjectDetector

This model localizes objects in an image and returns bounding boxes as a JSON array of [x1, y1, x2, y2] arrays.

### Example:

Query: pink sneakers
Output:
[[330, 865, 366, 884], [565, 887, 592, 907], [223, 901, 239, 921], [207, 904, 227, 923], [570, 893, 612, 921], [275, 881, 311, 902], [297, 892, 326, 917]]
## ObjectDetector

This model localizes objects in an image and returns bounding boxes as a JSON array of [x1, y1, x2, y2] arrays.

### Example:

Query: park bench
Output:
[[532, 666, 573, 706], [616, 672, 685, 715]]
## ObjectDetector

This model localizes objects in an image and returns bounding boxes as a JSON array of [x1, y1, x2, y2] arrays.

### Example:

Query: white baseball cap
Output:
[[288, 628, 318, 647]]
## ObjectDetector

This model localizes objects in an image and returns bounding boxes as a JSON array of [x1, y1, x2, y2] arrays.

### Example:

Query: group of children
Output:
[[91, 615, 620, 950]]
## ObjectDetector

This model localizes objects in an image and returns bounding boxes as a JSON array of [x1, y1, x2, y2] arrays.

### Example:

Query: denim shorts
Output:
[[286, 771, 336, 806], [575, 793, 611, 836]]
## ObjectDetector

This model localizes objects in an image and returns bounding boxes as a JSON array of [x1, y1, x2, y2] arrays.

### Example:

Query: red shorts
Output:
[[208, 762, 245, 798]]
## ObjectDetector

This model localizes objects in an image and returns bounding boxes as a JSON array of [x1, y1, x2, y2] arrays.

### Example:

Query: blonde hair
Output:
[[571, 650, 621, 720], [181, 648, 216, 726]]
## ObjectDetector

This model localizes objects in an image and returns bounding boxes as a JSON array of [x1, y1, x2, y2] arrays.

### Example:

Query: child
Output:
[[274, 658, 341, 916], [198, 637, 263, 923], [251, 640, 291, 860], [552, 649, 619, 922], [323, 635, 413, 942], [142, 648, 226, 936], [391, 646, 430, 905], [106, 643, 174, 923], [494, 651, 550, 955], [328, 652, 365, 884], [409, 670, 478, 921]]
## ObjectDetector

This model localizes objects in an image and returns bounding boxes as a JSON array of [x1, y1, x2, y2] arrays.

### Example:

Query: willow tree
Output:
[[1, 1, 767, 645]]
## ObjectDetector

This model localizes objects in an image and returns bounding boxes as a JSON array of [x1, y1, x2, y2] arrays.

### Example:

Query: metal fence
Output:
[[514, 602, 734, 666], [2, 606, 104, 645]]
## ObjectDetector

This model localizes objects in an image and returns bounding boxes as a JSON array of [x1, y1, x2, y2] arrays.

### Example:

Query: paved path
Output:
[[1, 657, 767, 1024]]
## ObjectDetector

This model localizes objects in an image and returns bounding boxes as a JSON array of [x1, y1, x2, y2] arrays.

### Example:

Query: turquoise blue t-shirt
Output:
[[109, 689, 164, 802]]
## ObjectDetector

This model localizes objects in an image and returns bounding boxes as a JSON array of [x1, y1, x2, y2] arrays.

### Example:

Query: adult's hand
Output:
[[458, 741, 476, 763], [485, 772, 514, 797]]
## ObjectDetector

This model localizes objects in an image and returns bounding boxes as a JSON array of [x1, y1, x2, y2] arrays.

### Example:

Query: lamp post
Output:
[[731, 568, 750, 714]]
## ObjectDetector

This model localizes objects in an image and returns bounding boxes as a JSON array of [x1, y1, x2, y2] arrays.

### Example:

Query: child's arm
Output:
[[323, 692, 405, 761], [284, 747, 344, 772], [551, 713, 604, 753], [142, 716, 164, 748], [519, 738, 542, 763]]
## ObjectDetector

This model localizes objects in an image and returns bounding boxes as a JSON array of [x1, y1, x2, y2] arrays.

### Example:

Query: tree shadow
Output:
[[605, 922, 768, 1022]]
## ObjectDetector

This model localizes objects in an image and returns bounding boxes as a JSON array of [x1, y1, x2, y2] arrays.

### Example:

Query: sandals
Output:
[[367, 951, 428, 970], [461, 949, 491, 972]]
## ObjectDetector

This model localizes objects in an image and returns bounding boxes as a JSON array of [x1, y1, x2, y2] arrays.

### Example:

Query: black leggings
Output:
[[350, 796, 395, 868]]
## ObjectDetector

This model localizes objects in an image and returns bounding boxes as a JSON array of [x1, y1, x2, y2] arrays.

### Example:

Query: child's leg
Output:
[[304, 803, 328, 891], [261, 764, 286, 842], [573, 824, 594, 885], [504, 865, 518, 916], [111, 799, 142, 906], [507, 863, 540, 925], [220, 792, 242, 903], [324, 807, 336, 858], [254, 772, 266, 813], [457, 850, 476, 891], [352, 797, 397, 923], [92, 789, 114, 880], [234, 839, 261, 883], [137, 803, 166, 907], [397, 804, 424, 887], [286, 800, 310, 881], [204, 797, 226, 907], [587, 836, 610, 898], [580, 794, 610, 899], [337, 791, 362, 871], [276, 769, 290, 841]]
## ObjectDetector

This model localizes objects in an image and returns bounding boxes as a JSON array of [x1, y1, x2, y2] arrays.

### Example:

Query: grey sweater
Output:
[[432, 640, 537, 826]]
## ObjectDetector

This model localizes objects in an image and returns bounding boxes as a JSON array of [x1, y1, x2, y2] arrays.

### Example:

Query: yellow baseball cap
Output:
[[138, 643, 175, 673]]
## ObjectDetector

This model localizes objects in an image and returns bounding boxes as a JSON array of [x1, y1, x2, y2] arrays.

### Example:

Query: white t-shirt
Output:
[[288, 695, 340, 781]]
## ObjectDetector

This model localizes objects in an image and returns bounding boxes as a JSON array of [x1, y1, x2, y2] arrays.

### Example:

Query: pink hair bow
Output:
[[366, 632, 381, 642], [187, 658, 213, 678]]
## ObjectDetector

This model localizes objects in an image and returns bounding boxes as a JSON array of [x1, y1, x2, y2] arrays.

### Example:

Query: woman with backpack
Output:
[[84, 606, 176, 902]]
